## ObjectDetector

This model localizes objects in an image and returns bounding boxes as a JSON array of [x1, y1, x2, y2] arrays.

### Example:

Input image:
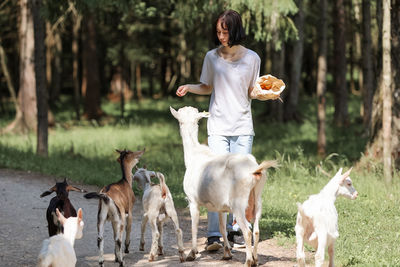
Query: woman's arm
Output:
[[176, 83, 212, 97]]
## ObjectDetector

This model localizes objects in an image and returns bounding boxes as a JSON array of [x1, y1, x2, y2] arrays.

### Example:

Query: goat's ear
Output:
[[40, 191, 53, 197], [342, 167, 353, 178], [199, 111, 210, 118], [170, 106, 179, 119], [67, 185, 87, 193], [340, 167, 353, 183], [134, 149, 145, 159], [146, 173, 153, 184], [56, 208, 66, 225], [140, 149, 145, 156], [40, 186, 56, 197], [77, 208, 83, 221], [335, 168, 343, 178]]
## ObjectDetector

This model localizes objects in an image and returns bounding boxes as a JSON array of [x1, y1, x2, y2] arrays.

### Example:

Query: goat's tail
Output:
[[156, 172, 168, 199], [37, 239, 53, 267], [296, 202, 305, 216], [253, 160, 278, 179], [84, 192, 110, 204]]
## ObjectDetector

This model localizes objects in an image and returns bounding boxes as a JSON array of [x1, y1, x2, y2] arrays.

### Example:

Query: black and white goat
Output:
[[40, 178, 86, 236]]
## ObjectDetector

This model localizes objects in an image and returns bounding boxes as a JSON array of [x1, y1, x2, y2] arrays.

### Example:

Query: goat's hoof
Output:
[[98, 261, 104, 267], [222, 246, 233, 260], [139, 243, 144, 251], [252, 255, 258, 266], [179, 253, 185, 262], [185, 250, 196, 261], [158, 246, 164, 255], [245, 258, 257, 267], [124, 248, 129, 254], [149, 254, 156, 262], [179, 250, 185, 262]]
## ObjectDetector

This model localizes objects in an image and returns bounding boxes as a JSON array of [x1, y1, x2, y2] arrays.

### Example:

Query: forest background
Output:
[[0, 0, 399, 266]]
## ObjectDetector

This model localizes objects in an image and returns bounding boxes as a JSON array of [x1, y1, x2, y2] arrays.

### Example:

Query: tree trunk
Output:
[[81, 13, 102, 120], [362, 0, 374, 132], [333, 0, 349, 126], [284, 0, 304, 122], [266, 45, 285, 122], [391, 0, 400, 168], [72, 11, 81, 121], [32, 0, 48, 157], [0, 39, 19, 115], [51, 31, 62, 104], [376, 0, 383, 83], [382, 0, 392, 183], [160, 56, 168, 97], [364, 0, 400, 173], [136, 63, 142, 101], [149, 62, 154, 98], [120, 70, 125, 119], [317, 0, 328, 157], [45, 22, 52, 96], [354, 0, 363, 98], [5, 0, 37, 133], [45, 21, 61, 105]]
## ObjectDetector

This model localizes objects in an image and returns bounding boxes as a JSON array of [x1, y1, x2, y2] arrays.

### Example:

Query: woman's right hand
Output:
[[176, 85, 189, 97]]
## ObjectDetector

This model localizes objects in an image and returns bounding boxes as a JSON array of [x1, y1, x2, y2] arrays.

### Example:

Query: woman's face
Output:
[[216, 19, 229, 47]]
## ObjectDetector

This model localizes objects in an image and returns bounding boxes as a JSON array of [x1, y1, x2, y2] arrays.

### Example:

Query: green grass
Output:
[[0, 94, 399, 266]]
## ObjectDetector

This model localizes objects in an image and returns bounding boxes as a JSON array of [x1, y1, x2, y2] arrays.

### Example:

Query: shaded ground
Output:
[[0, 168, 305, 267]]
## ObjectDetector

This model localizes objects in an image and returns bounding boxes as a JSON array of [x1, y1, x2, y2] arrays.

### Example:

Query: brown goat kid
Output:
[[84, 148, 145, 267], [40, 178, 86, 236]]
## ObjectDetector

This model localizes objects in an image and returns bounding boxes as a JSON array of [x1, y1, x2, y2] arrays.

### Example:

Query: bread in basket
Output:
[[253, 74, 285, 101]]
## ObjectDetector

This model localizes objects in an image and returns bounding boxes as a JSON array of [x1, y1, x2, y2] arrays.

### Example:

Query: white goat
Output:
[[133, 167, 185, 262], [38, 208, 84, 267], [170, 106, 277, 267], [295, 168, 358, 267]]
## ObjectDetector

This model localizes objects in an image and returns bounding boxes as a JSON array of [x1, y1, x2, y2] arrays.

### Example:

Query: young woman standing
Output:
[[176, 9, 274, 251]]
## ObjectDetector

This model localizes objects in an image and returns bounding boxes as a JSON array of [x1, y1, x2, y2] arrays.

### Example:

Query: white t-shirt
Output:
[[200, 47, 260, 136]]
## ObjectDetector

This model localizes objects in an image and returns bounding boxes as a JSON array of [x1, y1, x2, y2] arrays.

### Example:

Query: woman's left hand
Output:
[[249, 86, 281, 101]]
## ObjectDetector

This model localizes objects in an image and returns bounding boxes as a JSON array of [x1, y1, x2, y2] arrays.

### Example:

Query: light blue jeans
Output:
[[207, 135, 253, 238]]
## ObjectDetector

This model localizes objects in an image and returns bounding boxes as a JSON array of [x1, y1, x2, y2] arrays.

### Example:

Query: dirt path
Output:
[[0, 168, 299, 267]]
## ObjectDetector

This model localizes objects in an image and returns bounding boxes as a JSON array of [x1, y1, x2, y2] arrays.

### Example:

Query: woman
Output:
[[176, 9, 275, 251]]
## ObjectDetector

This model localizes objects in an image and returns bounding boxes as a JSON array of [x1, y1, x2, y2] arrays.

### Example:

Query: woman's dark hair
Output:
[[213, 10, 246, 47]]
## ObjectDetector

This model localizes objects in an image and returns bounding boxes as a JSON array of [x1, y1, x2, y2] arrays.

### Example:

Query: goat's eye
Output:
[[347, 181, 352, 186]]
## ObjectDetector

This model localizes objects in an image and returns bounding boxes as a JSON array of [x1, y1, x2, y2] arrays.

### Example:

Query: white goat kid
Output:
[[170, 106, 277, 267], [38, 208, 84, 267], [133, 167, 185, 262], [295, 168, 358, 267]]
